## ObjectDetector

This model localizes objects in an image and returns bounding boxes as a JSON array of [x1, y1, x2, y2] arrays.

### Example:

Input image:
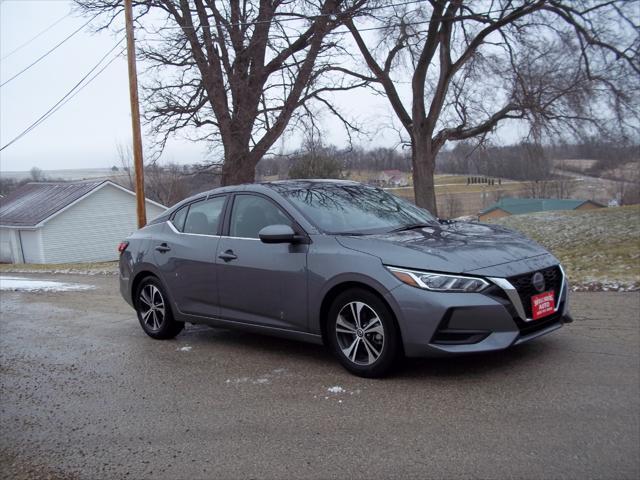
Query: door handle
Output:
[[155, 243, 171, 253], [218, 250, 237, 262]]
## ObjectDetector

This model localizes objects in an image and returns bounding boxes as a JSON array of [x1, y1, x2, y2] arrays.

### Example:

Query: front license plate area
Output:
[[531, 291, 555, 320]]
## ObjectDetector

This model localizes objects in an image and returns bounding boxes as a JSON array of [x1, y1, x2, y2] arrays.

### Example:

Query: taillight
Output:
[[117, 241, 129, 254]]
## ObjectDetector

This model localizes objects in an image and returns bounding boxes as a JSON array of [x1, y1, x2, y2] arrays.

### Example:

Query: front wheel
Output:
[[135, 276, 184, 339], [327, 288, 401, 378]]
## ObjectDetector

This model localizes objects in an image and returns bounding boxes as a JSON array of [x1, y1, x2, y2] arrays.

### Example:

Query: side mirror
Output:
[[258, 224, 298, 244]]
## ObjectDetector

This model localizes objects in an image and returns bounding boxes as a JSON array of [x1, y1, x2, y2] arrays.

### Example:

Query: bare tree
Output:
[[116, 142, 135, 190], [441, 192, 462, 218], [548, 177, 576, 199], [144, 162, 190, 206], [113, 142, 190, 205], [29, 167, 45, 182], [345, 0, 639, 214], [612, 171, 640, 206], [288, 129, 343, 179], [525, 179, 550, 198], [76, 0, 369, 185]]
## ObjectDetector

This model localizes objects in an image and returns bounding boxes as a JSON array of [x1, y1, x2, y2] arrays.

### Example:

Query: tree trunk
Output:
[[411, 139, 439, 216], [221, 146, 257, 186]]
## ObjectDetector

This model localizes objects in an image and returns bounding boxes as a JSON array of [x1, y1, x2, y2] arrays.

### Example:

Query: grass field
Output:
[[387, 180, 529, 217], [488, 205, 640, 289]]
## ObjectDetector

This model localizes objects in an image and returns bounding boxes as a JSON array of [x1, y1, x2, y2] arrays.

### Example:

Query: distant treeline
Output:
[[2, 139, 636, 205], [257, 146, 411, 178], [438, 140, 638, 180], [255, 138, 638, 182]]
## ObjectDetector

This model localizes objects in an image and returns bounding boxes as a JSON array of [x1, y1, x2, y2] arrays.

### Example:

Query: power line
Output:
[[0, 38, 125, 152], [1, 13, 69, 61], [142, 4, 521, 38], [26, 47, 126, 139], [143, 0, 427, 33], [143, 6, 521, 43], [0, 15, 96, 88]]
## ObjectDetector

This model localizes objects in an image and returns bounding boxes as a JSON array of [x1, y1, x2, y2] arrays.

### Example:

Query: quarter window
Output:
[[230, 195, 292, 239], [171, 205, 189, 232], [182, 196, 226, 235]]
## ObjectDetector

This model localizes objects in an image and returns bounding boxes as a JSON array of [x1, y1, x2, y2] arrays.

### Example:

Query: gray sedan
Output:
[[118, 180, 572, 377]]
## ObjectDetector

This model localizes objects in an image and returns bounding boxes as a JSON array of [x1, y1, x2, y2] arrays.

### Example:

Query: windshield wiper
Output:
[[389, 223, 433, 233]]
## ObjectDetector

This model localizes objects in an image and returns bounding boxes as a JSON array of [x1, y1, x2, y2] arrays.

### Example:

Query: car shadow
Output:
[[397, 338, 561, 379], [182, 324, 331, 363], [181, 324, 562, 379]]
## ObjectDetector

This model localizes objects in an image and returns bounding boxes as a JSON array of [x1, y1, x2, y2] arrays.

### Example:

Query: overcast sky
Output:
[[0, 0, 521, 173]]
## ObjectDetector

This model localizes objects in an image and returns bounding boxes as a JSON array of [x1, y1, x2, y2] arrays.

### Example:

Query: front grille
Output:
[[508, 266, 563, 318]]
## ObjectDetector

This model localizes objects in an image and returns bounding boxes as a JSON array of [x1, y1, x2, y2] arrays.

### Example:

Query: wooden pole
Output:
[[124, 0, 146, 228]]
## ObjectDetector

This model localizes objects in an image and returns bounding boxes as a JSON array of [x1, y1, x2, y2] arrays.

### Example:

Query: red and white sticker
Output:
[[531, 291, 555, 320]]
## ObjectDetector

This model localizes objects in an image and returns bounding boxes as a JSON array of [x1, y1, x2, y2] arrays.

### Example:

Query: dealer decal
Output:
[[531, 291, 555, 320]]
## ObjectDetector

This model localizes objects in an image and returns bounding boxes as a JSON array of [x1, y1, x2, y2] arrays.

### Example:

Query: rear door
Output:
[[216, 193, 309, 331], [154, 195, 228, 319]]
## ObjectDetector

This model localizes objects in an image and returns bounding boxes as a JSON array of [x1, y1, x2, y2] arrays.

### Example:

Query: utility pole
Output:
[[124, 0, 146, 228]]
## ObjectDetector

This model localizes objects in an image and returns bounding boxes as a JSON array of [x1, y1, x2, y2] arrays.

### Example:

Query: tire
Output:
[[327, 288, 400, 378], [135, 276, 184, 339]]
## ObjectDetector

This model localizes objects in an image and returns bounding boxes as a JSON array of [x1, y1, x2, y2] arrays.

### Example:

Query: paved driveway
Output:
[[1, 274, 638, 479]]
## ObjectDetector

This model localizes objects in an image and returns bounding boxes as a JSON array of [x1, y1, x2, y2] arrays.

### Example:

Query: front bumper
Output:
[[385, 267, 570, 358]]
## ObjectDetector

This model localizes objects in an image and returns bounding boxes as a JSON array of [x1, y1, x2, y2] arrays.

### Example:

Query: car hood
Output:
[[335, 221, 557, 276]]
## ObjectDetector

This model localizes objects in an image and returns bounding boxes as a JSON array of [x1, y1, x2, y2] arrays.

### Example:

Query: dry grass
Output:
[[0, 261, 118, 275], [488, 205, 640, 288]]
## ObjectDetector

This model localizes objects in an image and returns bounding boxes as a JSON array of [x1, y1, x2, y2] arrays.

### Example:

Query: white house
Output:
[[0, 180, 166, 264]]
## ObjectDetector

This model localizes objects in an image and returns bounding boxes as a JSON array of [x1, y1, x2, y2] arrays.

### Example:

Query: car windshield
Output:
[[279, 183, 437, 234]]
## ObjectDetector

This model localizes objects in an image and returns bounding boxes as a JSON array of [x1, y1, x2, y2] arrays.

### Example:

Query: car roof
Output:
[[170, 179, 361, 209]]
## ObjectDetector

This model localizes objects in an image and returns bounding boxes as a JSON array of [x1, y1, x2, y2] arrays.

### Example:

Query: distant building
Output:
[[478, 197, 604, 222], [0, 180, 166, 264], [376, 170, 409, 187]]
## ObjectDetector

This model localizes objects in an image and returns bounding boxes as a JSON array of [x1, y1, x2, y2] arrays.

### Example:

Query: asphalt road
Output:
[[1, 274, 638, 480]]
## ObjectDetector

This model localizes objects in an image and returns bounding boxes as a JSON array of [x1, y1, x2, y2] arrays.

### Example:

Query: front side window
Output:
[[182, 196, 226, 235], [278, 183, 436, 234], [230, 195, 292, 239]]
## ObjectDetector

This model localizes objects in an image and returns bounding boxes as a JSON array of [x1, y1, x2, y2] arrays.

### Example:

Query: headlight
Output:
[[386, 266, 489, 293]]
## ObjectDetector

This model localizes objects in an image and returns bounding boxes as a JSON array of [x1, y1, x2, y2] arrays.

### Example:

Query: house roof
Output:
[[479, 197, 604, 216], [0, 180, 164, 227]]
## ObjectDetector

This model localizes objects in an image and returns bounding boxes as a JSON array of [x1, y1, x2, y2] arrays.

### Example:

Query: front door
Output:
[[216, 194, 308, 331], [154, 195, 227, 319]]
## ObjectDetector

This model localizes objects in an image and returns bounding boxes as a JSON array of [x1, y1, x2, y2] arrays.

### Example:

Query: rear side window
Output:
[[171, 205, 189, 231], [230, 195, 292, 239], [183, 196, 226, 235]]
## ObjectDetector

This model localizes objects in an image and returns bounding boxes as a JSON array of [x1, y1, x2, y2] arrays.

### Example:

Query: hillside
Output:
[[488, 205, 640, 291]]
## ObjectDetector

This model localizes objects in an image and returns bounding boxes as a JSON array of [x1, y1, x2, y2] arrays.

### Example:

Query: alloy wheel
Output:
[[139, 284, 165, 332], [335, 301, 385, 366]]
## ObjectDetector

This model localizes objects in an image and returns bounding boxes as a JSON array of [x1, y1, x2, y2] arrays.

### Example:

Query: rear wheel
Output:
[[327, 288, 400, 378], [135, 276, 184, 339]]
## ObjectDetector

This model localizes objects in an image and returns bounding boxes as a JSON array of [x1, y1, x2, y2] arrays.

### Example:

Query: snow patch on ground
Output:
[[224, 368, 287, 386], [317, 386, 360, 402], [0, 267, 118, 276], [0, 276, 94, 292], [177, 346, 192, 352], [571, 280, 639, 292]]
